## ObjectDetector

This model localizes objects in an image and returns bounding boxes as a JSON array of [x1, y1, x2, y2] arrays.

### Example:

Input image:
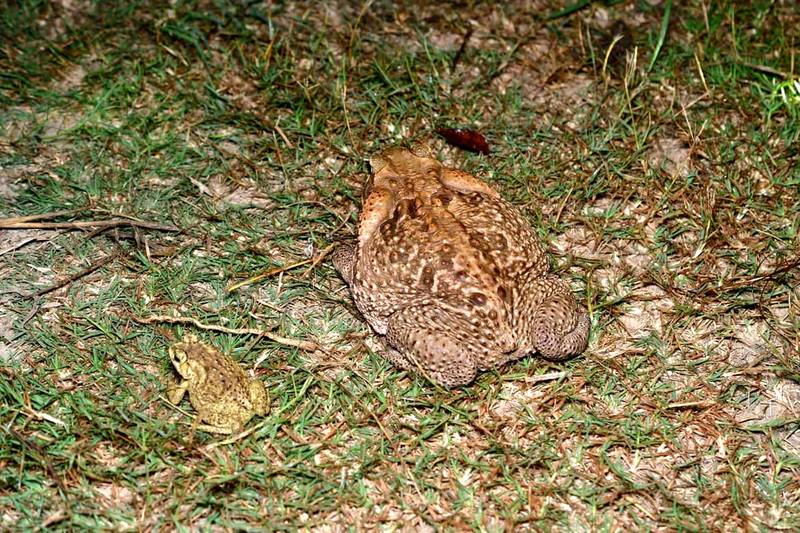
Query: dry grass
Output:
[[1, 0, 799, 530]]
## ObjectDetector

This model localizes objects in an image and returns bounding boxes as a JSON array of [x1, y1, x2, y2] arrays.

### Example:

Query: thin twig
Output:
[[226, 243, 337, 291], [0, 218, 179, 232], [0, 209, 79, 225], [27, 253, 118, 299], [696, 255, 800, 296], [226, 259, 313, 292], [667, 400, 716, 410], [300, 243, 337, 279], [9, 427, 69, 498], [0, 235, 51, 256], [738, 61, 789, 79], [524, 371, 567, 384], [450, 27, 473, 72], [21, 298, 41, 327], [273, 119, 293, 149], [131, 314, 319, 351]]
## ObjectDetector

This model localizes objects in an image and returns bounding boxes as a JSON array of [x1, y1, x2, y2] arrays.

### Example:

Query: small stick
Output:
[[226, 259, 313, 292], [300, 243, 336, 279], [667, 400, 715, 410], [273, 121, 293, 149], [524, 371, 567, 384], [226, 243, 336, 291], [0, 235, 49, 256], [698, 255, 800, 295], [132, 314, 319, 352], [0, 218, 179, 232], [9, 426, 69, 498], [738, 61, 788, 79], [451, 27, 473, 72], [0, 209, 78, 225], [27, 253, 118, 299]]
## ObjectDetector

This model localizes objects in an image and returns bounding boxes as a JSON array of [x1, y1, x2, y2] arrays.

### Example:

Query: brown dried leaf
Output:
[[435, 128, 490, 154]]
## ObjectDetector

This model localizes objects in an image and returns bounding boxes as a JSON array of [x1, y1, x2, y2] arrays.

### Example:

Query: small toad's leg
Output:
[[384, 307, 479, 387], [249, 381, 269, 417], [193, 424, 237, 435], [167, 380, 189, 405], [191, 411, 238, 435]]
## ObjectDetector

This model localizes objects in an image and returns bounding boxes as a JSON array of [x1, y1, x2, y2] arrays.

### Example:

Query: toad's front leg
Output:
[[167, 379, 189, 405]]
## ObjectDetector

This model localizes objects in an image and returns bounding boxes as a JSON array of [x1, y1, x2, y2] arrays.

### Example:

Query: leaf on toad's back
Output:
[[435, 128, 490, 155]]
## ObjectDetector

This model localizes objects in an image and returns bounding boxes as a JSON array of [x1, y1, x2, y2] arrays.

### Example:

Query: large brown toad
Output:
[[333, 146, 590, 387]]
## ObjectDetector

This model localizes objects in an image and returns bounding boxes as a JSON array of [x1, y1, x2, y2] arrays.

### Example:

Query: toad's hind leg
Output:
[[384, 306, 478, 387], [191, 411, 239, 435], [518, 275, 590, 360]]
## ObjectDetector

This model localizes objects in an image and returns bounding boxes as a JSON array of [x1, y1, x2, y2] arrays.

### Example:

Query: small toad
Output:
[[166, 334, 268, 434]]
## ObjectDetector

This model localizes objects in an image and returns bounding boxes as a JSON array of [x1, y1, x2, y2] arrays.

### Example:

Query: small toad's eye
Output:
[[171, 349, 187, 364]]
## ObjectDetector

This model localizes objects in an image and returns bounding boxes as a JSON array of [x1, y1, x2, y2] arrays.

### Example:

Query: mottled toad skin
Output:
[[333, 146, 590, 387], [167, 334, 268, 434]]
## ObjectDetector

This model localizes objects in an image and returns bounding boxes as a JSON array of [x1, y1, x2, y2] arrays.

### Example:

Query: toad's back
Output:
[[352, 148, 548, 324]]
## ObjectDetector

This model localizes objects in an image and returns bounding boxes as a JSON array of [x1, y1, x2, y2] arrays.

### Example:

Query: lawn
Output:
[[1, 0, 799, 530]]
